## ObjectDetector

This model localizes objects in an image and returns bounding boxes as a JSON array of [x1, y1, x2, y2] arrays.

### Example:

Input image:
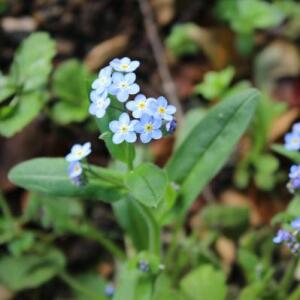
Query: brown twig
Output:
[[138, 0, 184, 125]]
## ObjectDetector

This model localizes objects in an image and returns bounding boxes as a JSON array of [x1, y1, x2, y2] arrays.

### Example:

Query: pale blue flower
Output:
[[89, 91, 110, 118], [139, 260, 150, 272], [284, 132, 300, 151], [273, 229, 293, 244], [109, 72, 140, 102], [126, 94, 150, 118], [91, 66, 112, 94], [149, 96, 176, 121], [135, 114, 162, 143], [68, 161, 84, 186], [104, 284, 115, 297], [110, 57, 140, 73], [291, 218, 300, 231], [292, 123, 300, 134], [109, 113, 138, 144], [65, 142, 91, 162], [289, 165, 300, 179]]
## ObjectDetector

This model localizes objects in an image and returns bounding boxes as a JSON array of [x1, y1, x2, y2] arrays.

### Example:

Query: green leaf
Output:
[[125, 163, 168, 208], [201, 205, 249, 238], [113, 265, 153, 300], [10, 32, 56, 92], [194, 66, 235, 100], [8, 158, 125, 202], [113, 196, 150, 251], [95, 97, 135, 164], [25, 193, 84, 231], [0, 249, 65, 291], [153, 274, 183, 300], [0, 72, 15, 103], [0, 91, 48, 137], [51, 59, 92, 125], [73, 272, 107, 300], [180, 264, 227, 300], [272, 144, 300, 164], [166, 89, 259, 214], [287, 196, 300, 217]]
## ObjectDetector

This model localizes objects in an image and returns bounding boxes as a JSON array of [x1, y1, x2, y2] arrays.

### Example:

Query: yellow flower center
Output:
[[99, 77, 107, 84], [292, 138, 299, 144], [145, 124, 153, 132], [158, 106, 166, 114], [138, 102, 146, 110], [120, 125, 129, 133], [120, 64, 129, 70], [75, 150, 83, 157]]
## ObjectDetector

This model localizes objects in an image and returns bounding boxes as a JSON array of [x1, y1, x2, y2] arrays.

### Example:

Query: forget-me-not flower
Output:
[[273, 229, 294, 244], [68, 161, 84, 186], [109, 113, 138, 144], [126, 94, 150, 118], [135, 114, 162, 143], [291, 218, 300, 231], [292, 122, 300, 134], [149, 96, 176, 121], [109, 72, 140, 102], [104, 284, 115, 297], [139, 260, 150, 272], [284, 132, 300, 151], [89, 91, 110, 118], [288, 165, 300, 192], [65, 142, 91, 162], [91, 66, 112, 94], [110, 57, 140, 73]]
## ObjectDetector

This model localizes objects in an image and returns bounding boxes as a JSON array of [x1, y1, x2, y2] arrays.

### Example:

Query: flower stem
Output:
[[0, 192, 13, 222]]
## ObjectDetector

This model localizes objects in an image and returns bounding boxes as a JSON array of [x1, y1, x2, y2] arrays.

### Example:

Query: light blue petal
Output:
[[113, 133, 125, 144], [135, 94, 146, 102], [126, 101, 136, 111], [129, 120, 138, 130], [125, 73, 136, 84], [112, 72, 124, 83], [95, 108, 106, 118], [166, 105, 176, 114], [153, 118, 162, 129], [151, 129, 162, 140], [128, 83, 140, 95], [110, 59, 120, 70], [117, 90, 129, 102], [125, 132, 137, 143], [128, 61, 140, 72], [157, 96, 168, 107], [134, 122, 144, 133], [122, 57, 130, 64], [108, 84, 118, 95], [132, 110, 142, 118], [140, 133, 152, 143], [109, 120, 119, 133], [119, 113, 130, 124]]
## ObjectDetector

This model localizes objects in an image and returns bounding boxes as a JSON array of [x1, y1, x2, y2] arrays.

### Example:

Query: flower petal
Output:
[[128, 83, 140, 95], [125, 132, 137, 143]]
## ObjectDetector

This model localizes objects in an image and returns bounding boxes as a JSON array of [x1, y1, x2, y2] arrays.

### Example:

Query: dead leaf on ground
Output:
[[0, 285, 13, 300], [269, 108, 299, 142], [216, 236, 236, 274], [84, 35, 129, 72]]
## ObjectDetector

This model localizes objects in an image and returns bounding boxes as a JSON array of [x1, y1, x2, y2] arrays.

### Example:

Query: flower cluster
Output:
[[273, 217, 300, 254], [89, 57, 176, 144], [65, 142, 91, 186], [284, 123, 300, 151], [287, 165, 300, 193]]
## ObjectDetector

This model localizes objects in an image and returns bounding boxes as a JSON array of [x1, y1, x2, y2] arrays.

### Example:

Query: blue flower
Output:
[[149, 96, 176, 121], [284, 132, 300, 151], [292, 122, 300, 133], [65, 142, 91, 162], [273, 229, 293, 244], [91, 66, 112, 94], [104, 284, 115, 297], [110, 57, 140, 73], [139, 260, 150, 272], [109, 72, 140, 102], [126, 94, 150, 118], [89, 91, 110, 118], [166, 119, 177, 134], [135, 114, 162, 143], [109, 113, 138, 144], [291, 218, 300, 231], [68, 161, 84, 186]]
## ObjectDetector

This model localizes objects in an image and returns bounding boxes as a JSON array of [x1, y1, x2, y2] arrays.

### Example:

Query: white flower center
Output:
[[99, 76, 107, 85], [119, 81, 129, 89], [96, 99, 106, 108], [120, 124, 129, 133], [144, 123, 153, 132]]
